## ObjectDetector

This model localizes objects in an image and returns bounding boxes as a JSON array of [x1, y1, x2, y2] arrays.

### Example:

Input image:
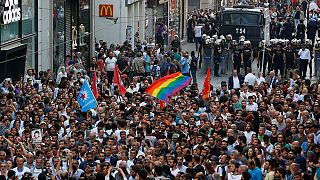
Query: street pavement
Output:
[[181, 42, 318, 91]]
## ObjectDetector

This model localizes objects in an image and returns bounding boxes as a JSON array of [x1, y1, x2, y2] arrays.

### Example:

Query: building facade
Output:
[[0, 0, 37, 81]]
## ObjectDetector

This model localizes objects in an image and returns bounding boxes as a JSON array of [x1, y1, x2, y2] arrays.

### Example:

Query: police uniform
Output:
[[242, 46, 252, 74], [272, 44, 285, 76], [258, 46, 272, 76], [203, 41, 213, 73], [284, 45, 295, 70], [233, 46, 242, 74], [213, 43, 221, 77]]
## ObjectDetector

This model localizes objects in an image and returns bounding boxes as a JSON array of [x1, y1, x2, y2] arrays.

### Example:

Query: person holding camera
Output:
[[12, 156, 30, 179]]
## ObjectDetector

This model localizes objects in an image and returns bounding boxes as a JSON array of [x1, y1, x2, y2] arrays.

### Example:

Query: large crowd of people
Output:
[[0, 1, 320, 180]]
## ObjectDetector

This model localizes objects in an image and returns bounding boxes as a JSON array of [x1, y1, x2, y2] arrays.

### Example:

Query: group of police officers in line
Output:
[[198, 33, 320, 79]]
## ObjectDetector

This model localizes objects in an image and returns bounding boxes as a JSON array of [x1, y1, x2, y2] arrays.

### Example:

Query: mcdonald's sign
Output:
[[99, 4, 113, 17]]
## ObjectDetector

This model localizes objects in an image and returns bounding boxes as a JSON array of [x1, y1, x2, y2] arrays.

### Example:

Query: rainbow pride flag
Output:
[[146, 72, 191, 102]]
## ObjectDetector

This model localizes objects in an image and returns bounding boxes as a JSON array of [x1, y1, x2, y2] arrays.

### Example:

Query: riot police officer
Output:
[[202, 35, 213, 73], [258, 40, 272, 76], [232, 43, 243, 74], [272, 42, 285, 76], [213, 39, 222, 77], [284, 42, 296, 73], [220, 35, 228, 75], [242, 41, 253, 74]]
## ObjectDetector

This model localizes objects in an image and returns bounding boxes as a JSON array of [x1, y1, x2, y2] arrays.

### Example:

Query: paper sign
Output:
[[31, 129, 42, 144]]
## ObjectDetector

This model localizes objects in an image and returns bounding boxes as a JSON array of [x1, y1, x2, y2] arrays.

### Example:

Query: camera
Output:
[[22, 172, 33, 180]]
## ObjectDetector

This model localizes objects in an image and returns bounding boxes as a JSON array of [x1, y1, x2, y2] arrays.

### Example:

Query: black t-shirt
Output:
[[243, 48, 251, 60], [190, 56, 198, 70], [285, 48, 294, 61], [233, 48, 242, 60], [117, 58, 128, 72], [273, 48, 284, 61]]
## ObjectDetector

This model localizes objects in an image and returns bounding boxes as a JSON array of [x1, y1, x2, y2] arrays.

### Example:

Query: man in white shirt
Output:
[[194, 25, 203, 51], [246, 96, 258, 111], [256, 72, 265, 85], [244, 68, 256, 86], [105, 52, 117, 83], [13, 156, 30, 179], [56, 66, 68, 85], [298, 45, 311, 79]]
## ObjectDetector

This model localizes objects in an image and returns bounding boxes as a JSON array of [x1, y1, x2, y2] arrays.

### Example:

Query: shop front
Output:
[[0, 0, 37, 81], [52, 0, 91, 72]]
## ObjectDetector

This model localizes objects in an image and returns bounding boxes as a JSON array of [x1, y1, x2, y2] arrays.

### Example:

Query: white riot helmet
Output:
[[220, 35, 226, 40], [226, 34, 232, 40], [239, 36, 245, 41], [244, 40, 251, 45], [297, 39, 301, 45], [306, 39, 312, 45], [285, 39, 290, 46], [212, 35, 218, 40], [202, 34, 207, 39]]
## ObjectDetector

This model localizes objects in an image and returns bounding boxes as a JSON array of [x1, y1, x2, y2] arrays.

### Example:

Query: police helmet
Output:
[[226, 34, 232, 40], [232, 40, 237, 45], [220, 35, 226, 40], [212, 35, 218, 39], [270, 39, 275, 45], [306, 39, 312, 45], [202, 34, 207, 39], [215, 39, 222, 45], [285, 39, 290, 45], [316, 38, 320, 42], [297, 39, 301, 45], [239, 36, 245, 41]]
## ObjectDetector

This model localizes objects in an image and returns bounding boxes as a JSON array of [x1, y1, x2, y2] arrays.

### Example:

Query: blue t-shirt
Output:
[[249, 167, 262, 180]]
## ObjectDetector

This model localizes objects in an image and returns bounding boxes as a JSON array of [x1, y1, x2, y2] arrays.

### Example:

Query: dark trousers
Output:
[[274, 63, 284, 77], [244, 60, 251, 74], [234, 61, 241, 74], [300, 60, 309, 78], [107, 71, 114, 84], [195, 37, 201, 51], [214, 63, 219, 76]]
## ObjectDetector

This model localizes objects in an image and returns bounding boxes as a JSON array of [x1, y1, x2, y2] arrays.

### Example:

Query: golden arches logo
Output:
[[99, 4, 113, 17]]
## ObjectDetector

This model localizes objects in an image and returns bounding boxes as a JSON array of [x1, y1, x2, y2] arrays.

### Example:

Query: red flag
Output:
[[202, 67, 211, 100], [113, 65, 126, 95], [160, 100, 166, 109], [91, 69, 98, 99]]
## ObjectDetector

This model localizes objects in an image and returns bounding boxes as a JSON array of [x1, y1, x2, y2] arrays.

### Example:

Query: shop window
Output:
[[22, 0, 34, 35], [1, 22, 19, 42]]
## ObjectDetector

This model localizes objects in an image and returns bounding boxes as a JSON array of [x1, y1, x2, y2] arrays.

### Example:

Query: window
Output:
[[223, 13, 260, 26], [1, 22, 19, 42], [241, 14, 260, 26], [22, 0, 34, 35], [223, 13, 241, 25]]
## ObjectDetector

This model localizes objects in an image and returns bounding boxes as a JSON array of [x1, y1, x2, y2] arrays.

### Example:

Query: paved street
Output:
[[181, 42, 318, 91]]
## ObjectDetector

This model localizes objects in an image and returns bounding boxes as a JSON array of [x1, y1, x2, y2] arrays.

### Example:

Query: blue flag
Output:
[[77, 80, 97, 112]]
